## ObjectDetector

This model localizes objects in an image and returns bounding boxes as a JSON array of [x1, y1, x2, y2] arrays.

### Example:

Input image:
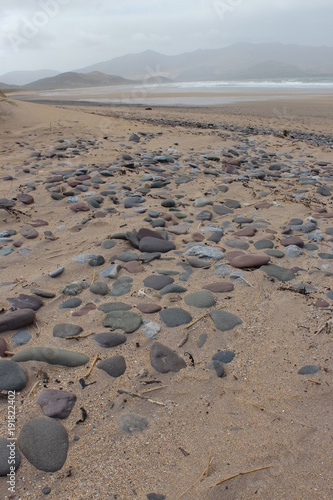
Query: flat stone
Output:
[[284, 245, 303, 258], [20, 226, 39, 239], [72, 303, 96, 317], [167, 225, 188, 235], [159, 308, 192, 327], [185, 245, 224, 260], [139, 237, 175, 253], [0, 308, 36, 333], [137, 303, 162, 314], [146, 494, 166, 500], [103, 311, 141, 333], [265, 249, 285, 258], [0, 438, 21, 476], [117, 251, 139, 262], [59, 298, 82, 309], [212, 360, 225, 378], [298, 365, 320, 375], [53, 324, 83, 338], [98, 302, 132, 313], [315, 298, 329, 308], [37, 390, 76, 419], [118, 413, 148, 433], [210, 310, 242, 331], [97, 356, 126, 377], [230, 253, 270, 269], [184, 291, 215, 308], [150, 342, 187, 373], [203, 282, 234, 293], [0, 360, 27, 391], [89, 255, 105, 267], [11, 330, 31, 346], [70, 202, 90, 213], [280, 236, 304, 248], [93, 332, 126, 348], [261, 264, 295, 282], [121, 261, 144, 273], [109, 277, 133, 297], [212, 351, 235, 363], [101, 239, 117, 249], [186, 257, 211, 269], [160, 284, 187, 295], [61, 280, 88, 296], [7, 294, 43, 311], [140, 321, 161, 339], [143, 275, 174, 290], [318, 253, 333, 260], [99, 264, 121, 279], [12, 347, 89, 366], [89, 282, 109, 295], [197, 333, 208, 348], [138, 228, 164, 241], [225, 239, 249, 250], [254, 239, 274, 250], [234, 227, 257, 237], [213, 205, 233, 215], [18, 417, 69, 472]]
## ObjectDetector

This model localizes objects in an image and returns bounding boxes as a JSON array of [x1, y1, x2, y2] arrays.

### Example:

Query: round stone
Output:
[[18, 417, 69, 472], [159, 308, 192, 327], [11, 330, 31, 346], [37, 390, 77, 419], [93, 332, 126, 348], [150, 342, 187, 373], [53, 324, 83, 338], [0, 360, 27, 391], [253, 239, 274, 250], [137, 303, 162, 314], [212, 351, 235, 363], [280, 236, 304, 248], [203, 282, 234, 293], [143, 275, 174, 290], [284, 245, 303, 258], [59, 298, 82, 309], [210, 310, 242, 331], [89, 255, 105, 267], [298, 365, 320, 375], [97, 356, 126, 377], [103, 311, 142, 333], [184, 291, 215, 308], [89, 282, 109, 296]]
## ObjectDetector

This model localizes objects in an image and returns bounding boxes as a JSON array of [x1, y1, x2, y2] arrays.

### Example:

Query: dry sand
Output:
[[0, 94, 332, 499]]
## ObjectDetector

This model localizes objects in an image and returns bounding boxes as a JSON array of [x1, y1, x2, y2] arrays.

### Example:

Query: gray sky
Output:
[[1, 0, 333, 74]]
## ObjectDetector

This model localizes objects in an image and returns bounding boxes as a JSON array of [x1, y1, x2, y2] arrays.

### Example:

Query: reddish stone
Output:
[[75, 174, 91, 181], [45, 175, 63, 183], [315, 299, 329, 308], [234, 227, 257, 237], [70, 202, 90, 213], [231, 253, 270, 269], [138, 228, 164, 240], [203, 282, 234, 293], [121, 261, 144, 273], [254, 202, 274, 209], [17, 193, 34, 205], [67, 180, 82, 188], [280, 236, 304, 248], [191, 232, 205, 242], [72, 303, 97, 317], [225, 251, 245, 262], [137, 303, 162, 314], [30, 219, 49, 227]]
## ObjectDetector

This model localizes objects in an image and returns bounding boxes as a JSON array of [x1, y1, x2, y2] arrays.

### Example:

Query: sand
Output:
[[0, 93, 332, 500]]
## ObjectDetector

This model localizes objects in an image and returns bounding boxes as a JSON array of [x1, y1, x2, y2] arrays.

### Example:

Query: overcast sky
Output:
[[1, 0, 333, 74]]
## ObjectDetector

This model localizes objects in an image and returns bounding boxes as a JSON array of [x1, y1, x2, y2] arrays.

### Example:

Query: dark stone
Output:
[[97, 355, 126, 377], [150, 342, 187, 373], [53, 324, 83, 338], [139, 237, 175, 253], [7, 294, 43, 311], [298, 365, 320, 375], [37, 390, 77, 419], [143, 275, 174, 290], [93, 332, 126, 348], [0, 308, 36, 333], [159, 308, 192, 327], [0, 360, 27, 391]]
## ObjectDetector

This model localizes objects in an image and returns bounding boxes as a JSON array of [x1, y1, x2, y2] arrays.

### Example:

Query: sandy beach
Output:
[[0, 93, 332, 499]]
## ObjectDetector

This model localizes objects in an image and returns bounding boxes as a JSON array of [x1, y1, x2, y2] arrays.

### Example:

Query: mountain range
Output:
[[1, 43, 333, 91]]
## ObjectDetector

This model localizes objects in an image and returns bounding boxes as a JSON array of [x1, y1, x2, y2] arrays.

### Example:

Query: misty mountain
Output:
[[76, 43, 333, 81], [23, 72, 140, 90], [0, 69, 60, 86]]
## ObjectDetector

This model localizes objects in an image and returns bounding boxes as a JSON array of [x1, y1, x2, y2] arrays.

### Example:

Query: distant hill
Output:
[[23, 71, 139, 90], [76, 43, 333, 81], [0, 69, 60, 86], [0, 83, 19, 91]]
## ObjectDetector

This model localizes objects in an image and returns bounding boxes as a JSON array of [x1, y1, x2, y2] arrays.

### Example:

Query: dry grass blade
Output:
[[84, 355, 100, 379], [176, 452, 213, 500], [213, 465, 272, 487]]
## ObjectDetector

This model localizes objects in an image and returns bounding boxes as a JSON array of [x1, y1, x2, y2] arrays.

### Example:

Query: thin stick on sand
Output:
[[66, 332, 96, 340], [117, 389, 167, 407], [176, 452, 213, 500], [213, 465, 272, 487], [139, 385, 168, 395], [84, 355, 100, 379]]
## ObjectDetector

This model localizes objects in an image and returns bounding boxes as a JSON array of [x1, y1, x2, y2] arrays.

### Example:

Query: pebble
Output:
[[185, 245, 224, 259], [49, 267, 65, 277], [150, 342, 187, 373], [280, 236, 304, 248], [261, 264, 295, 281], [7, 294, 43, 311], [37, 389, 77, 418], [93, 332, 127, 347], [197, 333, 208, 348], [0, 360, 27, 391], [211, 360, 225, 378], [18, 417, 69, 472], [103, 311, 142, 333], [230, 253, 270, 268], [253, 239, 274, 250], [97, 356, 126, 377], [298, 365, 320, 375], [225, 239, 249, 250], [59, 298, 82, 309], [140, 321, 161, 339], [137, 303, 162, 314], [143, 275, 174, 290], [212, 351, 235, 363], [210, 310, 243, 331], [118, 413, 148, 433], [20, 225, 39, 239], [98, 302, 131, 313], [159, 308, 192, 327], [184, 290, 215, 308], [89, 282, 109, 295], [109, 276, 133, 296], [99, 264, 121, 279], [146, 494, 166, 500], [0, 438, 21, 476], [139, 237, 176, 253], [12, 347, 89, 366], [0, 308, 36, 333], [89, 255, 105, 267], [53, 324, 83, 338], [284, 245, 303, 258], [11, 330, 31, 346]]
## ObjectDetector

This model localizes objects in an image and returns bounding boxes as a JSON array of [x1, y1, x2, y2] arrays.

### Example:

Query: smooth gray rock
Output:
[[103, 311, 141, 333], [159, 284, 187, 295], [37, 390, 76, 419], [159, 308, 192, 327], [210, 310, 243, 331], [284, 245, 303, 258], [140, 321, 161, 339], [53, 324, 83, 338], [109, 277, 133, 297], [89, 282, 109, 296], [261, 264, 295, 282], [12, 347, 89, 366], [212, 351, 235, 363], [139, 237, 176, 253], [98, 302, 132, 313], [185, 245, 224, 260], [0, 360, 27, 391], [298, 365, 320, 375], [7, 294, 43, 311], [97, 356, 126, 377], [18, 417, 69, 472], [143, 275, 174, 290], [184, 291, 216, 308], [150, 342, 187, 373], [93, 332, 126, 347], [11, 330, 31, 346]]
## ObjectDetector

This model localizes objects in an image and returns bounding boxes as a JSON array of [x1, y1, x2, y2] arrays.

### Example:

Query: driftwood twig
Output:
[[213, 465, 272, 487]]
